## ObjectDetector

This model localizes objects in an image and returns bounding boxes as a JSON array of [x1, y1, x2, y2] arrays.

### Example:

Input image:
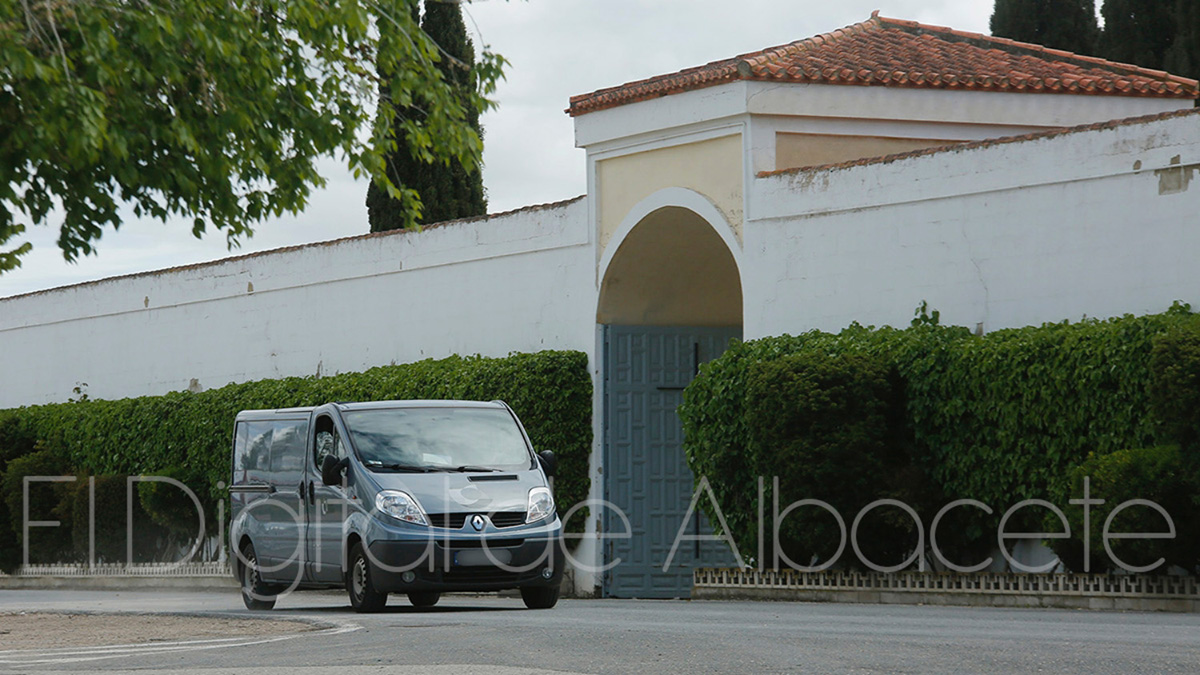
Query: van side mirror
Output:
[[537, 450, 557, 479], [322, 454, 349, 486]]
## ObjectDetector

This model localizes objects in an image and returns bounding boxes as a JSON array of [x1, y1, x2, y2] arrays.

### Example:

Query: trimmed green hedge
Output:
[[681, 303, 1199, 570], [0, 350, 592, 568], [0, 449, 72, 567], [744, 351, 917, 569], [1150, 315, 1200, 454], [680, 316, 966, 567], [1053, 445, 1200, 573], [913, 308, 1192, 509]]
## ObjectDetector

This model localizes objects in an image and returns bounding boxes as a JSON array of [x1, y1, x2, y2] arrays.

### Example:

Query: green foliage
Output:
[[70, 475, 167, 564], [138, 467, 206, 539], [0, 351, 593, 555], [680, 318, 968, 564], [1, 449, 73, 565], [368, 0, 487, 231], [0, 487, 13, 572], [0, 0, 505, 272], [745, 352, 913, 569], [1053, 446, 1200, 573], [990, 0, 1099, 55], [367, 1, 425, 233], [1100, 0, 1178, 71], [0, 411, 38, 570], [1165, 0, 1200, 80], [680, 303, 1198, 570], [1149, 315, 1200, 453], [912, 305, 1196, 511]]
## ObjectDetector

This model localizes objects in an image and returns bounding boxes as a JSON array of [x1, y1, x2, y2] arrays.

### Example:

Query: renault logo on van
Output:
[[470, 514, 486, 531]]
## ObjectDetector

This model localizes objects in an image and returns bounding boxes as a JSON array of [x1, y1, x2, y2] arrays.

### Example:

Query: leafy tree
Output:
[[1100, 0, 1178, 70], [990, 0, 1099, 56], [369, 0, 487, 232], [1165, 0, 1200, 80], [0, 0, 505, 273]]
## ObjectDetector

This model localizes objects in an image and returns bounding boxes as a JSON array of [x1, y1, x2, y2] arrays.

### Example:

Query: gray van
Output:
[[228, 400, 563, 612]]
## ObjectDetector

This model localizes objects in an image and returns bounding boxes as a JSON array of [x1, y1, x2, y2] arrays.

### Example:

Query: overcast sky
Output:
[[0, 1, 997, 298]]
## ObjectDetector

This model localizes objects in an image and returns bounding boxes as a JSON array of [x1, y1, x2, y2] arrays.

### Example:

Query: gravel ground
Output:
[[0, 612, 315, 650]]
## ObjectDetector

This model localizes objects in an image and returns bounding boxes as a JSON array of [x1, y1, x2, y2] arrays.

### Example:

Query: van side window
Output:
[[314, 415, 346, 472], [239, 420, 275, 483], [233, 422, 250, 483], [270, 419, 309, 487]]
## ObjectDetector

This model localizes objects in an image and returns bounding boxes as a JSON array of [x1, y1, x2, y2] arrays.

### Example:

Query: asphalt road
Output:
[[2, 589, 1199, 673]]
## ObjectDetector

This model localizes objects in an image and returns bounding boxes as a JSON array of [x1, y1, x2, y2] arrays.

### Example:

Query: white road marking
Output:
[[0, 618, 360, 666]]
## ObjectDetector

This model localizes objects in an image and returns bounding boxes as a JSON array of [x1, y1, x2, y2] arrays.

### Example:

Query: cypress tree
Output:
[[990, 0, 1099, 56], [1165, 0, 1200, 81], [367, 0, 423, 233], [368, 0, 487, 233], [1099, 0, 1177, 71], [417, 0, 487, 224]]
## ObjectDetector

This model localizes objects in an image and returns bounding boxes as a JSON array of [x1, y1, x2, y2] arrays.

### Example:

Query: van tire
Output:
[[407, 591, 440, 608], [239, 543, 277, 611], [520, 584, 559, 609], [347, 541, 388, 613]]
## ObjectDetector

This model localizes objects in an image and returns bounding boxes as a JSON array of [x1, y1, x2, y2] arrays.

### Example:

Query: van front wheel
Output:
[[239, 543, 277, 611], [347, 542, 388, 613], [520, 584, 559, 609]]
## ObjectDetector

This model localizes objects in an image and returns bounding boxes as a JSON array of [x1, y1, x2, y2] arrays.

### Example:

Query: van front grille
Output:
[[426, 511, 527, 529], [439, 538, 525, 550], [488, 512, 528, 528]]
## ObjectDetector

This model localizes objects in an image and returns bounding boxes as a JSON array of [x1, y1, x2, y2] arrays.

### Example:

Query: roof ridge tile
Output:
[[874, 13, 1198, 87], [567, 13, 1198, 116]]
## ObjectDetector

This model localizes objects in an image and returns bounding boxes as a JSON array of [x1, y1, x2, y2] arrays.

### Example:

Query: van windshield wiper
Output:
[[366, 462, 436, 473], [425, 465, 500, 473]]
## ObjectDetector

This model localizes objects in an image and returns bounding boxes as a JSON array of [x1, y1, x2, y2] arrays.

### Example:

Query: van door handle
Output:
[[230, 483, 274, 494], [308, 482, 315, 503]]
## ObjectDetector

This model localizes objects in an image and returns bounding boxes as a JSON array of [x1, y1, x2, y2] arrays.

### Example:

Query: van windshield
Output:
[[342, 407, 533, 472]]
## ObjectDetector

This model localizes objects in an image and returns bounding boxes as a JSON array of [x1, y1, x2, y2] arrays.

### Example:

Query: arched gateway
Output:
[[597, 189, 743, 598]]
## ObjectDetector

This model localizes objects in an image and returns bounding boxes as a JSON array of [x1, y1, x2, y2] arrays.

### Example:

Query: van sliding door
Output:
[[266, 419, 308, 583]]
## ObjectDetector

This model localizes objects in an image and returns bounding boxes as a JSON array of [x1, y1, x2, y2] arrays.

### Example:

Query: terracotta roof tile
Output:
[[567, 11, 1199, 116]]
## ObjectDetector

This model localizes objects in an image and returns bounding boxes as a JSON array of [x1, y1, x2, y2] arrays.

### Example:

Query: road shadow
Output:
[[276, 603, 516, 615]]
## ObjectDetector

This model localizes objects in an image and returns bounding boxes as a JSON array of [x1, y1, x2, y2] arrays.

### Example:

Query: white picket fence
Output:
[[6, 562, 230, 578], [694, 568, 1200, 599]]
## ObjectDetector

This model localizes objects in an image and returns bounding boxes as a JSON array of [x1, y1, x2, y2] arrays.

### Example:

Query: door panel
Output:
[[266, 419, 308, 583], [307, 415, 349, 583], [603, 325, 741, 598]]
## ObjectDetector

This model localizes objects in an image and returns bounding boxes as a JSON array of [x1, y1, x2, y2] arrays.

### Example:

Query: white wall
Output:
[[743, 111, 1200, 338], [0, 197, 596, 408]]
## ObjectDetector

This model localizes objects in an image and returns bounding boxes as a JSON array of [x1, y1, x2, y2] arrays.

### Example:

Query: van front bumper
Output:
[[367, 536, 563, 593]]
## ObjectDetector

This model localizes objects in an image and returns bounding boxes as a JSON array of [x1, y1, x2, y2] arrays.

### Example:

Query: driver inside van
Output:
[[315, 428, 345, 468]]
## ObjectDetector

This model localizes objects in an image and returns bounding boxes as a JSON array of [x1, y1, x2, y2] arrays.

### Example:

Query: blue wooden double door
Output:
[[603, 325, 741, 598]]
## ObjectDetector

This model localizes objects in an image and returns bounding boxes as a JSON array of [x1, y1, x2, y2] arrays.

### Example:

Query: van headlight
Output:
[[526, 487, 554, 524], [376, 490, 428, 526]]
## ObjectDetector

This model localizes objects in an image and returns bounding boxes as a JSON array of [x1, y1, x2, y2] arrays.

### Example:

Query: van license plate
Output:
[[453, 549, 513, 567]]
